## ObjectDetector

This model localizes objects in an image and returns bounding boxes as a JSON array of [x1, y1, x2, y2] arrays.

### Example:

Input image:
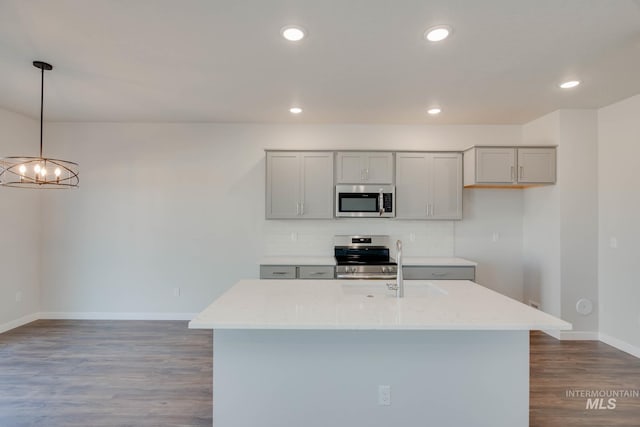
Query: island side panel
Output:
[[213, 329, 529, 427]]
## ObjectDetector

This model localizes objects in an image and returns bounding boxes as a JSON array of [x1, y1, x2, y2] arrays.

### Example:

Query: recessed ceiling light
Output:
[[427, 107, 442, 115], [424, 25, 452, 42], [559, 80, 581, 89], [281, 26, 305, 42], [289, 107, 303, 114]]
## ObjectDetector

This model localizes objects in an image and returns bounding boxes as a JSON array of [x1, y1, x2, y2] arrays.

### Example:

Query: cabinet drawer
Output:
[[298, 266, 335, 279], [260, 266, 297, 279], [403, 266, 475, 281]]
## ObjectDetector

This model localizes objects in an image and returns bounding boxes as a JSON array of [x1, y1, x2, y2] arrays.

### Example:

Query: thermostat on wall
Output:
[[576, 298, 593, 315]]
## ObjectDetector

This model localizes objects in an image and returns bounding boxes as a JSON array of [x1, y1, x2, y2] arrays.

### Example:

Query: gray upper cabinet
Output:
[[395, 152, 462, 220], [464, 146, 556, 187], [266, 151, 334, 219], [517, 148, 556, 183], [335, 152, 394, 184], [475, 147, 516, 183]]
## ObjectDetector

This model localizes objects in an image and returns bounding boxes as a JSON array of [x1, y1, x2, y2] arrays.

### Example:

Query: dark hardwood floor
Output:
[[0, 320, 212, 427], [530, 331, 640, 426], [1, 322, 639, 426]]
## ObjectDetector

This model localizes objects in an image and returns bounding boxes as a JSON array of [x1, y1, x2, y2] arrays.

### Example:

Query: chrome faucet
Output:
[[396, 240, 404, 297], [386, 240, 404, 297]]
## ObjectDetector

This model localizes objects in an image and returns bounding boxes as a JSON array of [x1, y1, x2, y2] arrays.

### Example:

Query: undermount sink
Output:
[[341, 281, 447, 298]]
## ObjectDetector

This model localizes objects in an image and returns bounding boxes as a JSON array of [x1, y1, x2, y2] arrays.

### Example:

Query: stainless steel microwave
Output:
[[335, 184, 395, 218]]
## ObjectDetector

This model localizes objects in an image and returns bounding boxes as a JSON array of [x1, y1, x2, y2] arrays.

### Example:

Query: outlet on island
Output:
[[378, 385, 391, 406]]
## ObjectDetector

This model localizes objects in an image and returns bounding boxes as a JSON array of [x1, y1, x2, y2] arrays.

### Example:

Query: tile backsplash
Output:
[[262, 219, 454, 257]]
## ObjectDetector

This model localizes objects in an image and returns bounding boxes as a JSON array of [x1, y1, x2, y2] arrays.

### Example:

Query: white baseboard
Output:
[[39, 312, 198, 321], [0, 312, 40, 334], [599, 333, 640, 359], [559, 331, 600, 341]]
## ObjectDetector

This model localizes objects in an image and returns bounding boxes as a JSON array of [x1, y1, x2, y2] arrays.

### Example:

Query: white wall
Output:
[[557, 110, 599, 334], [521, 110, 599, 334], [0, 108, 41, 331], [598, 94, 640, 349], [40, 123, 524, 314], [522, 112, 561, 317]]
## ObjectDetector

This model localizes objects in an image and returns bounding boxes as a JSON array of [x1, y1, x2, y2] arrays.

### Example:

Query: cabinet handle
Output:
[[361, 169, 365, 181], [432, 272, 447, 277], [519, 166, 524, 180], [365, 169, 369, 180], [272, 272, 288, 275], [510, 166, 515, 181], [296, 202, 300, 216], [301, 201, 305, 215], [310, 272, 326, 276], [431, 204, 435, 217]]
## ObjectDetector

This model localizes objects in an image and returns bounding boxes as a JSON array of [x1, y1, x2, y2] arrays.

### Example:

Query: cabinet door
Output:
[[395, 153, 429, 219], [266, 152, 300, 219], [260, 265, 297, 279], [402, 266, 475, 280], [335, 152, 365, 183], [517, 148, 556, 183], [475, 148, 516, 183], [298, 266, 335, 279], [365, 152, 394, 184], [300, 153, 334, 219], [336, 152, 394, 184], [429, 153, 462, 220]]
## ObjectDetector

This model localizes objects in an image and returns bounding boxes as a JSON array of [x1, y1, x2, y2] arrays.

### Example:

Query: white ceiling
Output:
[[0, 0, 639, 124]]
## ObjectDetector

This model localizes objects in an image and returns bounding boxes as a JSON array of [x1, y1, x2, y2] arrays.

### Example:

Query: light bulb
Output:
[[289, 107, 303, 114], [34, 164, 41, 173], [55, 168, 61, 177], [425, 25, 452, 42], [559, 80, 580, 89], [40, 168, 47, 177], [19, 165, 26, 174], [281, 26, 305, 41]]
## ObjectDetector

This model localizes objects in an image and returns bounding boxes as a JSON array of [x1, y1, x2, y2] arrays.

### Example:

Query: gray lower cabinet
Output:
[[259, 265, 297, 279], [298, 266, 335, 279], [402, 266, 475, 281], [260, 265, 335, 279]]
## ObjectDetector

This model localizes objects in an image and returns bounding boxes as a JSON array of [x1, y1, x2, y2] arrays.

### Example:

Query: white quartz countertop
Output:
[[189, 279, 571, 331], [402, 257, 477, 267], [260, 256, 336, 266]]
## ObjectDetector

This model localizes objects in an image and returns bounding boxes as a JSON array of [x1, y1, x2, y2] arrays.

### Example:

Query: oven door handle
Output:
[[336, 273, 397, 280]]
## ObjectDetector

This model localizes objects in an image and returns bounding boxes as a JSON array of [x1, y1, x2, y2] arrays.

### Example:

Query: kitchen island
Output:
[[189, 280, 570, 427]]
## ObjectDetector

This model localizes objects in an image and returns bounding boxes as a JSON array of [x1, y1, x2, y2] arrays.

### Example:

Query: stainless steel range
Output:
[[334, 235, 398, 279]]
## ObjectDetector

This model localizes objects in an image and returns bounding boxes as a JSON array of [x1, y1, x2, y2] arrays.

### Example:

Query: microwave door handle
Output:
[[379, 189, 384, 216]]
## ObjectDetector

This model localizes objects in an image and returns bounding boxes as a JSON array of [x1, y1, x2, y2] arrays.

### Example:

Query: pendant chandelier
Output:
[[0, 61, 79, 189]]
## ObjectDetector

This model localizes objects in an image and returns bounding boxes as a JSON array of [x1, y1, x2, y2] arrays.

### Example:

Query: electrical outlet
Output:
[[378, 385, 391, 406], [409, 233, 416, 242], [15, 292, 22, 302], [290, 232, 298, 242], [492, 232, 500, 242], [609, 237, 618, 249], [173, 288, 181, 297]]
